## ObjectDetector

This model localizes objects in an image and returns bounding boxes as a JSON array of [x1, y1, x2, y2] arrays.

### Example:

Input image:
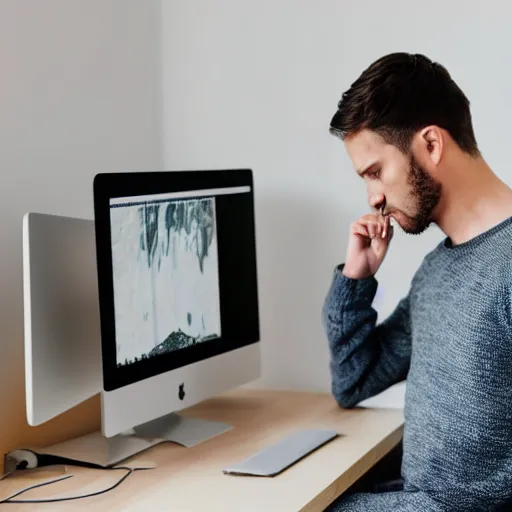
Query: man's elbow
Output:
[[331, 385, 360, 409]]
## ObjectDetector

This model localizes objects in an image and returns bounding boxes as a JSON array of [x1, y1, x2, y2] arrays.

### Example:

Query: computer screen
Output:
[[110, 191, 222, 367], [94, 170, 260, 393]]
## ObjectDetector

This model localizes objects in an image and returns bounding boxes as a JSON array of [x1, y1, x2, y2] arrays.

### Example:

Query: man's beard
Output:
[[402, 155, 442, 235]]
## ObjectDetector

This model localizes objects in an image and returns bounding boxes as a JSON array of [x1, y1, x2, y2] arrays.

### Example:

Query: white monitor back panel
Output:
[[23, 213, 102, 426]]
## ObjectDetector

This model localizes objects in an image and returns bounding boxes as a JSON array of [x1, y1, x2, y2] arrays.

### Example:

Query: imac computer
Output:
[[94, 169, 261, 438], [21, 168, 260, 462]]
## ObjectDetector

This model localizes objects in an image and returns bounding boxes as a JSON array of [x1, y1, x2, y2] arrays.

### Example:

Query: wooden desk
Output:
[[3, 389, 404, 511]]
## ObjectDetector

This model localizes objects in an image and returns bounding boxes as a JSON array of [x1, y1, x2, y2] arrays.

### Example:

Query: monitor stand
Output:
[[131, 412, 232, 449], [9, 413, 232, 469]]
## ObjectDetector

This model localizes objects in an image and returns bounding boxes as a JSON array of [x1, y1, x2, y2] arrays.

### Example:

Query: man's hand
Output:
[[343, 212, 394, 279]]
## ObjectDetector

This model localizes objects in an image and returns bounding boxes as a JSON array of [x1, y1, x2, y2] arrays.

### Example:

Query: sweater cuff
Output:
[[327, 263, 378, 309]]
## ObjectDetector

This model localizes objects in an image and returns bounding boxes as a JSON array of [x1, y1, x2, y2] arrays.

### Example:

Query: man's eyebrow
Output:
[[356, 162, 378, 177]]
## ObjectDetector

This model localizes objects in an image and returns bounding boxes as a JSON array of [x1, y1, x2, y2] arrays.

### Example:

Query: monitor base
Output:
[[130, 412, 232, 449], [8, 414, 231, 469]]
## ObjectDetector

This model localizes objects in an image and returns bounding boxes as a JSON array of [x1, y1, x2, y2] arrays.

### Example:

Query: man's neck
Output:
[[434, 156, 512, 246]]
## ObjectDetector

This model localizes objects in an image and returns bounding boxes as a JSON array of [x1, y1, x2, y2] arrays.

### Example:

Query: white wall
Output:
[[160, 0, 512, 404], [0, 0, 162, 459]]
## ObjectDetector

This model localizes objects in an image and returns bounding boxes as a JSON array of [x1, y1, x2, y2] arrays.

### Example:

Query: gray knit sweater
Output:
[[322, 216, 512, 511]]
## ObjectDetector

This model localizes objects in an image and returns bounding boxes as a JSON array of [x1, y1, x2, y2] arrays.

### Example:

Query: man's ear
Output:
[[416, 126, 443, 166]]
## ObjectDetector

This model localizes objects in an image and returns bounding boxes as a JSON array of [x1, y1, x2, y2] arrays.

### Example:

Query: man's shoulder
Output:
[[409, 240, 445, 280]]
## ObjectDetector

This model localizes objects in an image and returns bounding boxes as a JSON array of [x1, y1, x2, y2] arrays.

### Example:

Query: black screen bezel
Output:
[[93, 169, 260, 391]]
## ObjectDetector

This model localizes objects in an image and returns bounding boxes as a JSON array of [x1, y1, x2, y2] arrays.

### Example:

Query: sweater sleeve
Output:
[[326, 487, 510, 512], [321, 264, 412, 408]]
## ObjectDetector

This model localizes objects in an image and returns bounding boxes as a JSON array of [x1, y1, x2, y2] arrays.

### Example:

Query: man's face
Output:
[[344, 129, 441, 234]]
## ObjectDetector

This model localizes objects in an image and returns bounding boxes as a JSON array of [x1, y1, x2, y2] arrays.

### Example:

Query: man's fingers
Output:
[[382, 215, 389, 238], [352, 223, 369, 238], [361, 220, 382, 239], [353, 216, 393, 242]]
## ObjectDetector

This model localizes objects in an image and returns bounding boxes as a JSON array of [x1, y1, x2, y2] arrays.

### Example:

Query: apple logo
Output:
[[178, 383, 185, 401]]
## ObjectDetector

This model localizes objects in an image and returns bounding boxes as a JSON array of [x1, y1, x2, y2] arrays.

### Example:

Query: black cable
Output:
[[0, 474, 75, 503], [0, 466, 151, 504]]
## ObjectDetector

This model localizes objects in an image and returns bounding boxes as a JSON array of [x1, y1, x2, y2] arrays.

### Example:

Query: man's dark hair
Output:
[[329, 52, 480, 156]]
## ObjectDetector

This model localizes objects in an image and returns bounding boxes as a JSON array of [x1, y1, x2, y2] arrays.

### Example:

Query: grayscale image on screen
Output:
[[110, 196, 221, 367]]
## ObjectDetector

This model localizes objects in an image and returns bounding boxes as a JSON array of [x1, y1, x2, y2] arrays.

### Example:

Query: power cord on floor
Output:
[[0, 465, 152, 504]]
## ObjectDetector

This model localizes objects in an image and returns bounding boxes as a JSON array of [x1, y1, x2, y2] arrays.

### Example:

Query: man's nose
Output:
[[369, 193, 385, 212]]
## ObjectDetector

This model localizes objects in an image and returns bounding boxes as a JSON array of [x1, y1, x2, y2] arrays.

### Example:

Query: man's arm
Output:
[[322, 264, 411, 408]]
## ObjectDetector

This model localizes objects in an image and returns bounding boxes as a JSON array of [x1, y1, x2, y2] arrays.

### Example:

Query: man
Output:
[[322, 52, 512, 511]]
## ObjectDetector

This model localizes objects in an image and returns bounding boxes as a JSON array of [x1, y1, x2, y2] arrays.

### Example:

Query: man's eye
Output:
[[367, 169, 380, 179]]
